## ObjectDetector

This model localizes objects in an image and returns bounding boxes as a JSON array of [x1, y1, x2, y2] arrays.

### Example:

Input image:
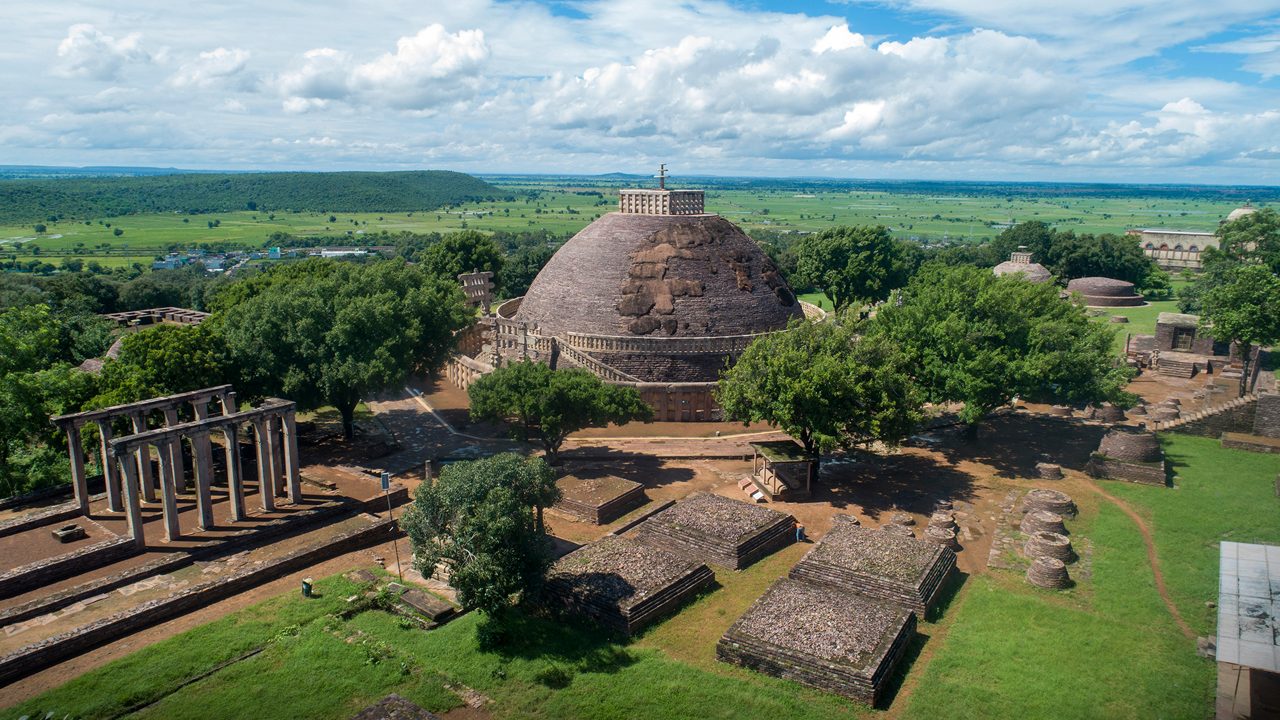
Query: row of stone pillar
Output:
[[106, 410, 302, 549]]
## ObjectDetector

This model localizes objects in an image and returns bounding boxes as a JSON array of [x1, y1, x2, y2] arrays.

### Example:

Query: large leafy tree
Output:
[[1183, 208, 1280, 313], [468, 361, 652, 463], [94, 323, 228, 407], [402, 453, 559, 620], [216, 258, 470, 438], [1199, 264, 1280, 397], [872, 264, 1132, 433], [419, 230, 504, 283], [716, 318, 922, 466], [0, 304, 103, 496], [991, 222, 1156, 288], [793, 226, 910, 312]]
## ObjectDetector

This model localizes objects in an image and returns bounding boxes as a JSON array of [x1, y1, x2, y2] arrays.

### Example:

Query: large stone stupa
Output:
[[469, 167, 813, 420]]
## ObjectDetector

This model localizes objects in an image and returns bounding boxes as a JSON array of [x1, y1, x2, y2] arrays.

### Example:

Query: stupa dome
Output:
[[992, 248, 1051, 283], [1226, 204, 1257, 223], [1066, 277, 1143, 307], [513, 206, 801, 340]]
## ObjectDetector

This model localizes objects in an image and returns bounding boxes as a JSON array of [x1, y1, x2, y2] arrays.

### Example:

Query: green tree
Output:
[[872, 264, 1132, 434], [216, 259, 469, 438], [94, 323, 228, 406], [1216, 208, 1280, 274], [793, 226, 909, 312], [33, 223, 46, 234], [716, 318, 922, 466], [419, 230, 504, 282], [468, 361, 652, 463], [1199, 264, 1280, 396], [401, 453, 559, 621]]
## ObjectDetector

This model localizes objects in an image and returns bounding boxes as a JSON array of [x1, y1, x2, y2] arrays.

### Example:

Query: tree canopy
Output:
[[872, 264, 1133, 429], [402, 453, 559, 620], [417, 230, 505, 284], [991, 221, 1157, 288], [792, 226, 911, 311], [716, 317, 922, 461], [468, 361, 652, 463], [1199, 263, 1280, 396], [93, 323, 228, 407], [216, 258, 470, 438]]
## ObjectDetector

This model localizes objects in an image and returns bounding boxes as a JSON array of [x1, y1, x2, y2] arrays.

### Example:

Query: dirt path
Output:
[[1082, 481, 1195, 639]]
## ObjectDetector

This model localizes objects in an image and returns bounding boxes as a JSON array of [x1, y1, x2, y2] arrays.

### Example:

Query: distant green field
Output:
[[0, 183, 1247, 266]]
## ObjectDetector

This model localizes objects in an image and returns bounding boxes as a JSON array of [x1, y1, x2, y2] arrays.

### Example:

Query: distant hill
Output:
[[0, 170, 498, 223]]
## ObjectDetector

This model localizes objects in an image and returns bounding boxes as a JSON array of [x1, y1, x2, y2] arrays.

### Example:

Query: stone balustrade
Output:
[[563, 331, 764, 356]]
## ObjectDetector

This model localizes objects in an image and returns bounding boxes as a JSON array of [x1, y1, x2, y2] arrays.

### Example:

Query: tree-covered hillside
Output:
[[0, 171, 498, 223]]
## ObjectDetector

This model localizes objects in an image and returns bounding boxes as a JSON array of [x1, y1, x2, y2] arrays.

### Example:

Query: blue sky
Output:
[[1, 0, 1279, 183]]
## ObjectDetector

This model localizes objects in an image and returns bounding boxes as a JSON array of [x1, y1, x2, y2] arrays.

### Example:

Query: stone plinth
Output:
[[631, 492, 795, 570], [716, 578, 916, 705], [551, 475, 647, 525]]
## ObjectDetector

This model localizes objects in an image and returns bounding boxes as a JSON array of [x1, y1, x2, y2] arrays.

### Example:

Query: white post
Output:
[[223, 424, 246, 522], [117, 450, 146, 550], [65, 424, 89, 515], [253, 420, 276, 512], [156, 440, 181, 542], [191, 430, 215, 530], [282, 412, 302, 505]]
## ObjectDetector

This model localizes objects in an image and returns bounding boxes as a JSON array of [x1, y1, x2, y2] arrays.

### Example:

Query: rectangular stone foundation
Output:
[[543, 535, 714, 636], [717, 578, 916, 706], [1221, 432, 1280, 454], [788, 523, 955, 614], [551, 475, 647, 525], [1086, 453, 1168, 486], [631, 492, 795, 570]]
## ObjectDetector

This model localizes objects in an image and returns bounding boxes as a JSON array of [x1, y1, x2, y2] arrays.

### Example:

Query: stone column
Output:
[[96, 419, 122, 512], [253, 420, 276, 513], [191, 430, 215, 530], [220, 391, 237, 415], [192, 399, 210, 421], [269, 416, 286, 496], [130, 413, 157, 503], [222, 424, 246, 522], [162, 408, 187, 492], [281, 411, 302, 505], [65, 424, 89, 515], [116, 450, 146, 550], [156, 440, 181, 542]]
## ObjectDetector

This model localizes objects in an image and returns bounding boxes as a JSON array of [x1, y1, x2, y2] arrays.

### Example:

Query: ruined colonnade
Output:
[[51, 387, 303, 549]]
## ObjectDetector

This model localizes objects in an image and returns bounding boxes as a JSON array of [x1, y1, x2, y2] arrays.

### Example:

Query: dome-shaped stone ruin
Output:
[[992, 248, 1051, 284], [1096, 428, 1162, 463], [1066, 277, 1144, 307], [452, 168, 816, 421]]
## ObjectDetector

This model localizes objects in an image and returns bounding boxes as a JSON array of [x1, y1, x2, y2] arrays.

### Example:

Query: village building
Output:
[[1127, 204, 1258, 272]]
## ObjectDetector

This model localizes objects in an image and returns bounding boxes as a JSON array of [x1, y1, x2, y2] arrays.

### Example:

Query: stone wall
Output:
[[0, 500, 83, 539], [444, 354, 493, 390], [1254, 394, 1280, 438], [1155, 396, 1257, 438], [0, 536, 140, 600], [1086, 455, 1168, 486], [1221, 433, 1280, 454], [0, 518, 396, 686]]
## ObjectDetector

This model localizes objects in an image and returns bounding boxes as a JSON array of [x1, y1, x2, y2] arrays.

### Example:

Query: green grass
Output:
[[0, 186, 1245, 267], [1103, 434, 1280, 635], [797, 291, 834, 312]]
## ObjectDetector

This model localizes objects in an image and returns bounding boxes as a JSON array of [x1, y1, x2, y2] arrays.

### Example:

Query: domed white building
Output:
[[1226, 203, 1257, 223], [992, 248, 1051, 284]]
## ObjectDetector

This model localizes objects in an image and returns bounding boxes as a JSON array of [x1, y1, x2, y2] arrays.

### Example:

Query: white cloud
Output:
[[813, 24, 867, 54], [170, 47, 251, 88], [1197, 32, 1280, 78], [55, 23, 149, 80]]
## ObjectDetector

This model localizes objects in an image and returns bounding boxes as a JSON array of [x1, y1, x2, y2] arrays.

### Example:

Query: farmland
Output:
[[0, 177, 1262, 268]]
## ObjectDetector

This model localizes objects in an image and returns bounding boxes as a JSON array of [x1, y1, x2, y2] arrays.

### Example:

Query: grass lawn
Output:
[[797, 291, 834, 312]]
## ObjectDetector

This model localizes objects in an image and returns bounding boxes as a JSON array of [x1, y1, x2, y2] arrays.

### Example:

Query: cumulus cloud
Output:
[[55, 23, 150, 80], [170, 47, 252, 88], [277, 24, 488, 110]]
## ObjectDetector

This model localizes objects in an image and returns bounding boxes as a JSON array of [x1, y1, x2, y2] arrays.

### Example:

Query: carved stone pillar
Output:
[[281, 411, 302, 505], [130, 413, 157, 503], [191, 430, 216, 530], [222, 424, 246, 522], [253, 419, 276, 512], [96, 419, 122, 513], [116, 450, 146, 550], [65, 424, 89, 515], [162, 408, 187, 492], [192, 399, 210, 421], [156, 440, 181, 541]]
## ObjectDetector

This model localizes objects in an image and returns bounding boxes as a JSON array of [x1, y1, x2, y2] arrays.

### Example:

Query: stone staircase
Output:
[[1149, 393, 1259, 433], [1155, 355, 1198, 379]]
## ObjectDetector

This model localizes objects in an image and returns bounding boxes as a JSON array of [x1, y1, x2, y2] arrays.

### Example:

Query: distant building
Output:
[[1128, 204, 1258, 272], [268, 247, 281, 260], [318, 248, 368, 258], [992, 247, 1051, 283]]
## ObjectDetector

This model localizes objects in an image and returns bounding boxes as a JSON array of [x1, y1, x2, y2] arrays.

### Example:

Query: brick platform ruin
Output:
[[550, 475, 647, 525], [789, 523, 955, 614], [630, 492, 795, 570], [1086, 428, 1169, 486], [543, 535, 714, 636], [717, 577, 916, 705]]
